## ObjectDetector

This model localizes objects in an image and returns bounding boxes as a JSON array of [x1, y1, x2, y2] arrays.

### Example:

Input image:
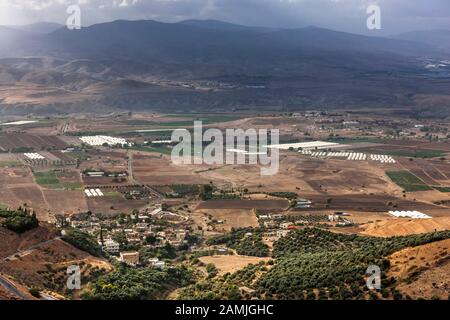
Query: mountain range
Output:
[[0, 19, 449, 116]]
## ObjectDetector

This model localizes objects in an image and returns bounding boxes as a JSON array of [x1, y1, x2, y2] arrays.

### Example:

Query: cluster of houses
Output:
[[257, 213, 301, 242], [257, 213, 288, 229], [108, 222, 189, 248], [328, 212, 353, 226], [257, 210, 354, 243], [58, 205, 191, 269], [115, 252, 165, 269]]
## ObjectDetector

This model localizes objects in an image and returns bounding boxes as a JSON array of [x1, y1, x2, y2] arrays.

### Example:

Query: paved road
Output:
[[0, 275, 29, 299], [0, 275, 59, 300]]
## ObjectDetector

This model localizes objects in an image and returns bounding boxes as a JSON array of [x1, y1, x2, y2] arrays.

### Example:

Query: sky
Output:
[[0, 0, 449, 35]]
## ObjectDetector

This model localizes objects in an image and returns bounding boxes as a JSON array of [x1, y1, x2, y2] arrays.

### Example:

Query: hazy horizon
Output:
[[0, 0, 449, 36]]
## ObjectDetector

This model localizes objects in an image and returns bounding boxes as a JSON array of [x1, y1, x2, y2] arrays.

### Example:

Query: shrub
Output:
[[62, 229, 102, 257], [2, 209, 38, 233]]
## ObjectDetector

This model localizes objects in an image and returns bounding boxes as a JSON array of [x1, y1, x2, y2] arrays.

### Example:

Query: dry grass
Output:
[[361, 217, 450, 237], [388, 239, 450, 299], [196, 208, 259, 232], [199, 255, 270, 275]]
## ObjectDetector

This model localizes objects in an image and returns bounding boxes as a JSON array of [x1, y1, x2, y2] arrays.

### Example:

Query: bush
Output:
[[257, 228, 450, 299], [84, 265, 193, 300], [62, 229, 102, 257], [2, 209, 38, 233], [29, 287, 41, 298], [198, 184, 213, 200], [206, 227, 269, 257]]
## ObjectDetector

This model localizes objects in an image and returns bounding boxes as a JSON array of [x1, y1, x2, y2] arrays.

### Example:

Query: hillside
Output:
[[178, 228, 450, 300], [361, 217, 450, 237], [0, 224, 112, 299], [388, 239, 450, 299]]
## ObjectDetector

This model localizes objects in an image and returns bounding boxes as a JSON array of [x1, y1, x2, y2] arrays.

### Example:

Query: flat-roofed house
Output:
[[119, 251, 139, 266], [102, 239, 120, 253]]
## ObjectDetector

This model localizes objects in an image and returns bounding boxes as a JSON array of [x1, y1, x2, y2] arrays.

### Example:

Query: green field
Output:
[[386, 170, 433, 192], [125, 114, 244, 131], [0, 160, 23, 168], [104, 191, 123, 198], [433, 186, 450, 192], [326, 136, 447, 158], [33, 171, 82, 190], [378, 149, 447, 159], [130, 145, 172, 155], [165, 114, 242, 122], [72, 115, 244, 138], [34, 171, 60, 186], [326, 137, 386, 144], [69, 151, 89, 161]]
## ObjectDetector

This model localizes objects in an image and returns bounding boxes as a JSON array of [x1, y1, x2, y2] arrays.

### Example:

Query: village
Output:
[[56, 203, 192, 269], [1, 112, 450, 301]]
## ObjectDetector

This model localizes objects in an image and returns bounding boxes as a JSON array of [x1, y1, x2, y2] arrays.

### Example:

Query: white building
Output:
[[102, 239, 120, 253], [148, 258, 165, 270]]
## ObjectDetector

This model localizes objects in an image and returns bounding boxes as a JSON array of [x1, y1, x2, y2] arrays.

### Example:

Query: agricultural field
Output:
[[194, 208, 259, 232], [357, 139, 450, 158], [78, 150, 128, 173], [360, 146, 447, 159], [1, 112, 450, 302], [130, 145, 172, 155], [196, 199, 290, 210], [386, 167, 450, 199], [86, 195, 148, 215], [0, 160, 23, 168], [397, 158, 450, 189], [386, 171, 433, 192], [199, 255, 270, 275], [65, 114, 245, 137], [0, 133, 68, 152], [33, 171, 82, 190], [132, 153, 209, 185], [42, 190, 88, 215]]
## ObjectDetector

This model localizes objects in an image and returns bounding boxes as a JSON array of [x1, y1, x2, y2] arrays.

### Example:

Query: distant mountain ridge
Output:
[[0, 19, 446, 60], [394, 29, 450, 52], [0, 19, 449, 116], [178, 19, 279, 32], [8, 22, 63, 34]]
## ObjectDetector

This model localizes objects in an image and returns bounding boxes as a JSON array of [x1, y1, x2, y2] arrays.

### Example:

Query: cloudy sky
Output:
[[0, 0, 449, 35]]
